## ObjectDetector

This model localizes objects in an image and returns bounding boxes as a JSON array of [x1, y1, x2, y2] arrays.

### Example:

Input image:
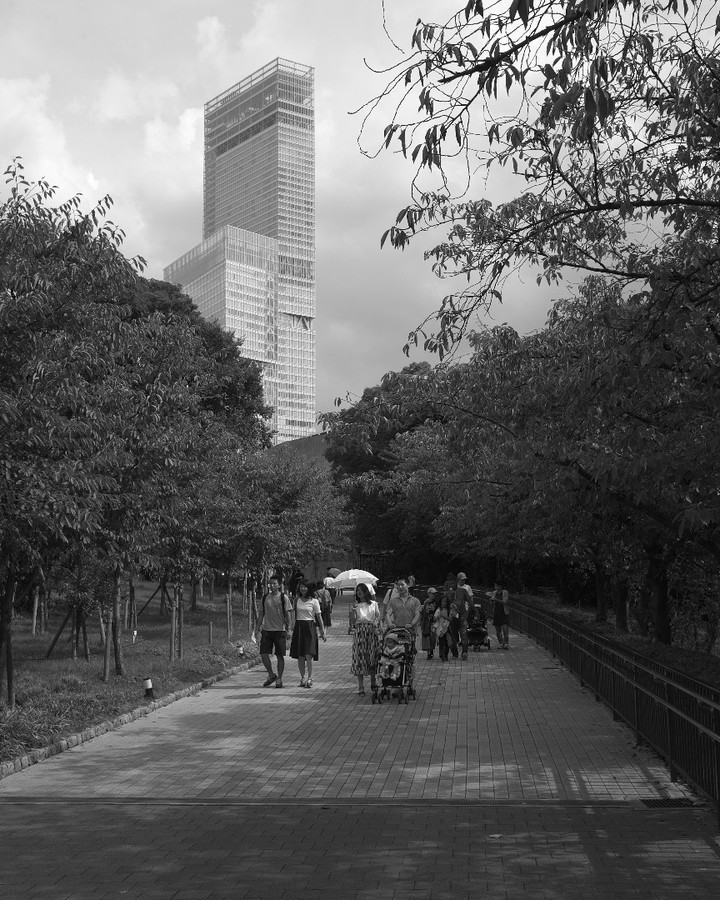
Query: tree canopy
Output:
[[0, 161, 346, 704], [361, 0, 720, 353]]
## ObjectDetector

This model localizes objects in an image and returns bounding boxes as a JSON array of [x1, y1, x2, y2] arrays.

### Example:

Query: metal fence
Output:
[[506, 595, 720, 822]]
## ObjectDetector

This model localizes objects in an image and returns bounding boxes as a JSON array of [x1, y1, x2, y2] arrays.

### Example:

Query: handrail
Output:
[[512, 595, 720, 701], [500, 594, 720, 825]]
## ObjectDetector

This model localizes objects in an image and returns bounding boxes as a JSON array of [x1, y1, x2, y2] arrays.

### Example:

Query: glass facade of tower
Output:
[[164, 58, 316, 444]]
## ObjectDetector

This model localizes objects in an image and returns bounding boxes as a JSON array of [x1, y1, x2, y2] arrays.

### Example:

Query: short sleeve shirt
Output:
[[386, 594, 421, 628], [261, 592, 288, 632], [455, 584, 475, 619], [295, 597, 321, 621]]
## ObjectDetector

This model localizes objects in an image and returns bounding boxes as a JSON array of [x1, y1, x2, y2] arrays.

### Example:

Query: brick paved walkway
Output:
[[1, 600, 719, 897]]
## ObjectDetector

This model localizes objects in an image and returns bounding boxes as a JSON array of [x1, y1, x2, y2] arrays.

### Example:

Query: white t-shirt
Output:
[[295, 597, 321, 622], [354, 600, 380, 624]]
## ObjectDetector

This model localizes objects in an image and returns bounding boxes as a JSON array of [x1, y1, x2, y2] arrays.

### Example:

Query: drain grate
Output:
[[640, 798, 696, 808]]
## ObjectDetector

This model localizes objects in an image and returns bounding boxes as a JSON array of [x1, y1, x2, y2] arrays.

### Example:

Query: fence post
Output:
[[611, 670, 619, 721], [665, 682, 676, 782], [713, 709, 720, 830], [634, 683, 641, 744]]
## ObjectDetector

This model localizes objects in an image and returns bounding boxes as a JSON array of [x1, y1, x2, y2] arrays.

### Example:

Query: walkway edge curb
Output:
[[0, 656, 262, 782]]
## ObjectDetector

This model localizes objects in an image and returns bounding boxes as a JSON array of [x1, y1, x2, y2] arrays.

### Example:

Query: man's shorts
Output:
[[260, 630, 287, 656]]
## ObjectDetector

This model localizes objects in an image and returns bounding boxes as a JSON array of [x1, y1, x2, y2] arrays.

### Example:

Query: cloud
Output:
[[196, 16, 228, 64], [93, 71, 180, 123], [0, 75, 100, 199]]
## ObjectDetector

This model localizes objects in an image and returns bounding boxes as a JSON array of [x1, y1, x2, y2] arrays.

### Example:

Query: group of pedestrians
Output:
[[254, 575, 328, 689], [419, 574, 510, 660], [254, 570, 511, 695]]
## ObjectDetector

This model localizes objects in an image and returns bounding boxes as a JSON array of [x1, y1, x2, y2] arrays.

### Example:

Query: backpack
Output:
[[261, 591, 289, 623]]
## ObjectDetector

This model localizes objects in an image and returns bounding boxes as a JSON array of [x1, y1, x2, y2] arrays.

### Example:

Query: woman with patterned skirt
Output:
[[350, 582, 381, 695]]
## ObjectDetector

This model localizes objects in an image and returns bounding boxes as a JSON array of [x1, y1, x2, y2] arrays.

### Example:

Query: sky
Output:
[[1, 0, 554, 416]]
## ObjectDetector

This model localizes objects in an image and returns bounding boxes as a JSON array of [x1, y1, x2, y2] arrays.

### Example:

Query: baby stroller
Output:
[[467, 605, 492, 651], [372, 626, 417, 705]]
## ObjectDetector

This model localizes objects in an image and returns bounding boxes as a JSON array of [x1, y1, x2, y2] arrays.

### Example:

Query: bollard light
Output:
[[143, 677, 154, 699]]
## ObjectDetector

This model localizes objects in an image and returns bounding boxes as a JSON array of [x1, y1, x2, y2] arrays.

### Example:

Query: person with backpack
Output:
[[254, 574, 291, 688]]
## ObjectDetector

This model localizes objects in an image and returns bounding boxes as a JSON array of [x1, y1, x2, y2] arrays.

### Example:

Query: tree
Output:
[[0, 161, 274, 702], [0, 160, 144, 704], [320, 362, 453, 574], [361, 0, 720, 353], [322, 268, 720, 642]]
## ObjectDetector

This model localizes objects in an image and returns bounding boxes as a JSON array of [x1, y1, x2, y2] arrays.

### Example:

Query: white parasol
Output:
[[330, 569, 378, 592]]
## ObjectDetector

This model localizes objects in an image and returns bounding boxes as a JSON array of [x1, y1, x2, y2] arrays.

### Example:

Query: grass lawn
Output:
[[0, 580, 259, 766]]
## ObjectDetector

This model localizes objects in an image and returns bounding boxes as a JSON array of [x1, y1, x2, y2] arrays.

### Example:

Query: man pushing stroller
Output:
[[380, 577, 421, 692]]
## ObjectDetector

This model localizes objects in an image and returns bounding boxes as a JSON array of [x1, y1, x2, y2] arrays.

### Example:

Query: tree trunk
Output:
[[226, 579, 233, 639], [32, 587, 39, 636], [614, 577, 629, 633], [159, 574, 169, 615], [127, 573, 135, 630], [554, 563, 571, 606], [190, 577, 198, 613], [0, 564, 16, 709], [594, 561, 608, 623], [112, 565, 125, 676], [635, 577, 650, 637], [646, 546, 672, 644], [80, 609, 90, 660], [703, 613, 718, 654], [169, 592, 177, 661], [46, 608, 72, 659], [71, 607, 78, 661], [178, 584, 184, 660], [102, 607, 112, 682], [209, 571, 215, 605]]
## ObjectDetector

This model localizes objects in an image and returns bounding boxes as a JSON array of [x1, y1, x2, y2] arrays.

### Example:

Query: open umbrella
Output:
[[330, 569, 378, 591], [327, 567, 341, 577]]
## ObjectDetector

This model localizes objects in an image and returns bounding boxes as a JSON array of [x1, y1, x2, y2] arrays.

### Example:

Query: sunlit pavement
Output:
[[1, 595, 719, 898]]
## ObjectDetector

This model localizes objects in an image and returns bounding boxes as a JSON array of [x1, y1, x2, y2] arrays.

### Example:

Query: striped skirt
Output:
[[351, 621, 380, 676]]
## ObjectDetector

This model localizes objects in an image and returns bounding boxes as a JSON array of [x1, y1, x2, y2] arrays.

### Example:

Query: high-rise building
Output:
[[164, 58, 316, 443]]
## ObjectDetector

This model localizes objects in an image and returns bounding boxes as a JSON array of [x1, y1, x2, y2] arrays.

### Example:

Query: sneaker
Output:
[[306, 678, 313, 688], [461, 652, 468, 661], [263, 674, 277, 687], [275, 679, 284, 688], [503, 645, 509, 650], [299, 676, 307, 687]]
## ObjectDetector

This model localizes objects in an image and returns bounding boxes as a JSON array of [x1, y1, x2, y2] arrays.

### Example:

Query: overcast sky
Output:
[[2, 0, 553, 416]]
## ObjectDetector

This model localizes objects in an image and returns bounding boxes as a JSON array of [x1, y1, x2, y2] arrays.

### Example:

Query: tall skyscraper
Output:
[[164, 58, 316, 444]]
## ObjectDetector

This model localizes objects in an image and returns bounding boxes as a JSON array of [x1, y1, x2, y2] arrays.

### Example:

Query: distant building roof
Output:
[[269, 432, 329, 465]]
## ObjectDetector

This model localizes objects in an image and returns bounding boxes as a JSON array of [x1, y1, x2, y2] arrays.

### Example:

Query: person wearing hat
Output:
[[452, 572, 476, 661], [420, 587, 439, 659]]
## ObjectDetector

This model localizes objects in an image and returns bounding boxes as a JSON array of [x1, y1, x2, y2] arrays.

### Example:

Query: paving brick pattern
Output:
[[1, 600, 719, 897]]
